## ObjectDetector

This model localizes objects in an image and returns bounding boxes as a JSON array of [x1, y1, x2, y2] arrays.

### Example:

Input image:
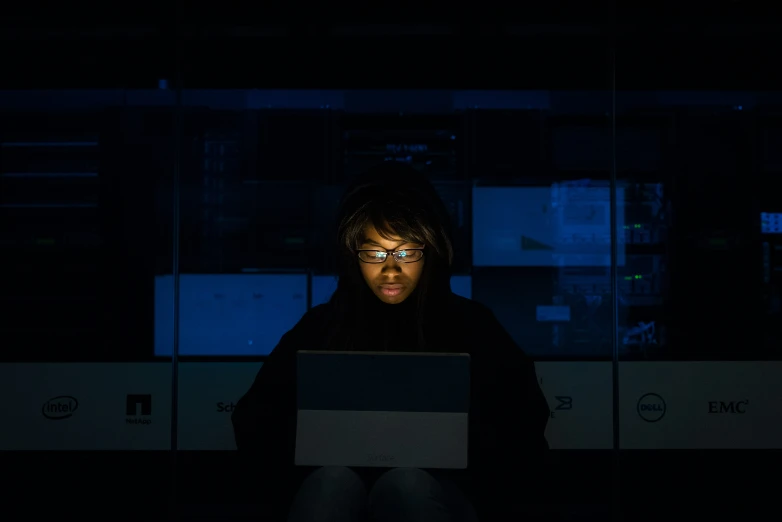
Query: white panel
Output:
[[450, 275, 472, 300], [177, 362, 262, 450], [535, 362, 613, 449], [311, 275, 339, 307], [472, 186, 625, 268], [0, 363, 172, 450], [619, 362, 782, 449], [155, 274, 308, 356]]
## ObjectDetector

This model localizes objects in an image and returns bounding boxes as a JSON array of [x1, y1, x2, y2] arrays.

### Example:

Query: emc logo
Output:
[[708, 400, 748, 414]]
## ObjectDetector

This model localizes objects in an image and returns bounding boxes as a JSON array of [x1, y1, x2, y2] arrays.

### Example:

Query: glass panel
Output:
[[0, 16, 176, 520], [616, 24, 780, 522], [174, 24, 615, 521]]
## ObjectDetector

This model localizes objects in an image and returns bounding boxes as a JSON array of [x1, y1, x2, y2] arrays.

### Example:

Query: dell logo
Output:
[[637, 393, 666, 422], [42, 396, 78, 420], [708, 400, 748, 414]]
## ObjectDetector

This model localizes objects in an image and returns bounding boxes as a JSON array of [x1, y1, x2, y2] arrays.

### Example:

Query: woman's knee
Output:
[[368, 468, 478, 522], [288, 466, 367, 522], [300, 466, 365, 496], [369, 467, 436, 504]]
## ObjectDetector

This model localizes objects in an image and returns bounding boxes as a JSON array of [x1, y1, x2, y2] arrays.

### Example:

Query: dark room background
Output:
[[0, 12, 780, 522]]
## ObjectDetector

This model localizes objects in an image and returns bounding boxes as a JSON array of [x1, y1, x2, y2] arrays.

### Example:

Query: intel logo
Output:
[[637, 393, 666, 423], [42, 396, 78, 420]]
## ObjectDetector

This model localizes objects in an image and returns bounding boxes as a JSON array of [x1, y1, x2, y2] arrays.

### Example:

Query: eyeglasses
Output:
[[357, 247, 425, 264]]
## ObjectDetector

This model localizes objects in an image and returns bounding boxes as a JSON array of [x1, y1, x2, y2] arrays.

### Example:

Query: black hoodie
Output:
[[231, 287, 550, 520]]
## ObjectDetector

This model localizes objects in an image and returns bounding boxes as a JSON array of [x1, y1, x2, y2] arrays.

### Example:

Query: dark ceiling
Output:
[[0, 5, 778, 90]]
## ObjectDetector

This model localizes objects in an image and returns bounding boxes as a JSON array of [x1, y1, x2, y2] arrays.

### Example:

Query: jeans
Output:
[[287, 466, 479, 522]]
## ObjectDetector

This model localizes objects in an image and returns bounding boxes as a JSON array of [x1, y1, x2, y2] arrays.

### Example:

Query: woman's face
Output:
[[357, 224, 425, 305]]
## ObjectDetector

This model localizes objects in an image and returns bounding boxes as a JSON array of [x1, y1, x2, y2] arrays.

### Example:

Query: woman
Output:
[[232, 162, 549, 521]]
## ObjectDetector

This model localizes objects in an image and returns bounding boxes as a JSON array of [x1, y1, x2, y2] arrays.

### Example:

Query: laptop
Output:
[[294, 351, 471, 469]]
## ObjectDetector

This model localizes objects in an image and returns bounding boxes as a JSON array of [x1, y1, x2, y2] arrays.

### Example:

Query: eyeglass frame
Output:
[[356, 246, 425, 264]]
